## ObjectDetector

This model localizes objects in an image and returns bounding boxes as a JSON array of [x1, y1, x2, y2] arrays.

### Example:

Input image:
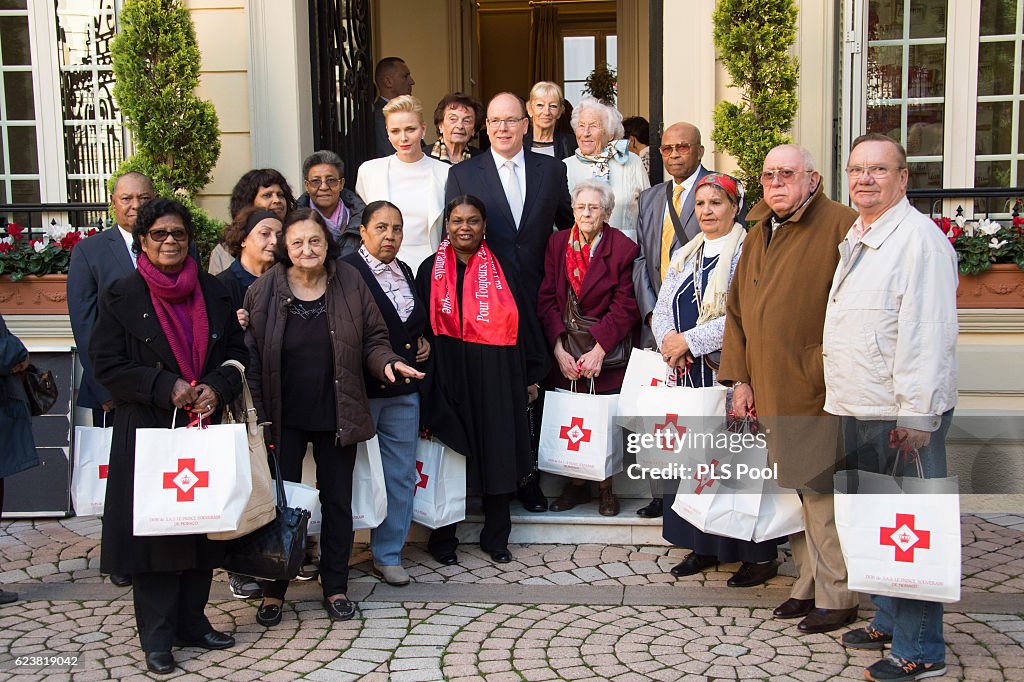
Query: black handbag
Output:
[[562, 288, 632, 369], [220, 448, 310, 582], [21, 365, 57, 416]]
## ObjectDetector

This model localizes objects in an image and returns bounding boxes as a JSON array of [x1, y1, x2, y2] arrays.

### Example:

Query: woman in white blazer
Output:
[[356, 95, 449, 271]]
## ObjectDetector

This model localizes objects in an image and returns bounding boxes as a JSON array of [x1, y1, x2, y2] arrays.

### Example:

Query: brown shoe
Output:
[[549, 482, 590, 512], [773, 597, 815, 619], [797, 607, 858, 634], [598, 486, 619, 516]]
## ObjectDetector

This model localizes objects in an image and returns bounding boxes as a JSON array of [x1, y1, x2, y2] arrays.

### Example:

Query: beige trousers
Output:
[[788, 491, 858, 609]]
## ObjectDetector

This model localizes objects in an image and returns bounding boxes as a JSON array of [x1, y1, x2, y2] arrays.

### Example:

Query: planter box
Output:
[[957, 264, 1024, 309], [0, 274, 69, 314]]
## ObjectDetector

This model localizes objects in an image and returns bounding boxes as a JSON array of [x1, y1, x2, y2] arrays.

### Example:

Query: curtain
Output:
[[529, 5, 559, 86]]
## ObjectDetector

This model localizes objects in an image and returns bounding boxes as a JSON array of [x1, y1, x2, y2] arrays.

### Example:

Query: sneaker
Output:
[[865, 656, 946, 681], [372, 563, 411, 587], [842, 625, 893, 650], [228, 573, 263, 599]]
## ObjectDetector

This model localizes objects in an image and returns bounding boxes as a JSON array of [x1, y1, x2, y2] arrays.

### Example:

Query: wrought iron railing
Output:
[[905, 187, 1023, 222], [0, 203, 110, 240]]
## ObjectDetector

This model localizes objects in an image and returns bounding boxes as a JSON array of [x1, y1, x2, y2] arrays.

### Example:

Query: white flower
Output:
[[0, 235, 12, 245], [43, 222, 72, 241], [954, 214, 967, 228], [32, 240, 47, 253], [989, 237, 1008, 250], [977, 218, 1001, 236]]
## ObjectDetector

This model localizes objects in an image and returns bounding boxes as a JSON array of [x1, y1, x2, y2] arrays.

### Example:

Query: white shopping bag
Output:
[[412, 438, 466, 529], [352, 437, 388, 530], [71, 425, 113, 517], [133, 418, 252, 536], [617, 349, 671, 429], [753, 478, 805, 542], [539, 386, 621, 481], [671, 453, 762, 540], [634, 384, 728, 474], [834, 469, 961, 603], [284, 481, 322, 535]]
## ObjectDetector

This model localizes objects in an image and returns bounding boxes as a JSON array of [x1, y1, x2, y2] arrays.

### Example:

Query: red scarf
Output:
[[429, 238, 518, 346], [565, 223, 599, 298], [136, 253, 209, 383]]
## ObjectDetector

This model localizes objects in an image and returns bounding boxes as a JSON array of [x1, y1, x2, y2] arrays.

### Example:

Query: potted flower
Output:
[[937, 214, 1024, 308], [0, 222, 98, 314]]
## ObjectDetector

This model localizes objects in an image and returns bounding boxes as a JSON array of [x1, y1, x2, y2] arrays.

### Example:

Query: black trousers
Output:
[[262, 428, 355, 600], [428, 493, 512, 555], [132, 569, 213, 653]]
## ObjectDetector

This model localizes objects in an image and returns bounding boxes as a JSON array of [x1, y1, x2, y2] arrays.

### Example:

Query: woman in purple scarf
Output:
[[91, 198, 247, 675]]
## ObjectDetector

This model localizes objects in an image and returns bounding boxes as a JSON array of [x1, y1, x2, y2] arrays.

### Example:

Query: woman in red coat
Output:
[[536, 179, 641, 516]]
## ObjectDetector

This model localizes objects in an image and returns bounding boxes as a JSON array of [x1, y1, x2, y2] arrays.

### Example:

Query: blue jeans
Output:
[[842, 410, 953, 665], [368, 393, 420, 566]]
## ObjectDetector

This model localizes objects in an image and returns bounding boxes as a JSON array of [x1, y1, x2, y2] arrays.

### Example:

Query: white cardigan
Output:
[[355, 154, 449, 272]]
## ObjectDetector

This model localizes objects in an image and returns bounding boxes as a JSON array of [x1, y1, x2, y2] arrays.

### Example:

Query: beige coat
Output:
[[718, 185, 857, 488]]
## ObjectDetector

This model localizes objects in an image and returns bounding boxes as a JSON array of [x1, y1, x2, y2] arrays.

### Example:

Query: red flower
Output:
[[1014, 215, 1024, 233], [933, 217, 951, 232], [85, 228, 98, 237], [60, 231, 82, 250], [0, 242, 12, 254], [6, 223, 24, 240], [948, 225, 963, 245]]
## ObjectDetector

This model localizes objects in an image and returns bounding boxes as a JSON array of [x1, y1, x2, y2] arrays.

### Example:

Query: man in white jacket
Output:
[[824, 133, 958, 682]]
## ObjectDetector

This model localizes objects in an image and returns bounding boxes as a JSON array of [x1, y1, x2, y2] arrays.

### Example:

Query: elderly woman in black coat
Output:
[[91, 198, 246, 675]]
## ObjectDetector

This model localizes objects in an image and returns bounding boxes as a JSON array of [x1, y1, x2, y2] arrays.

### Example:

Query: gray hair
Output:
[[571, 179, 616, 215], [769, 144, 816, 172], [302, 149, 345, 180], [570, 96, 625, 142]]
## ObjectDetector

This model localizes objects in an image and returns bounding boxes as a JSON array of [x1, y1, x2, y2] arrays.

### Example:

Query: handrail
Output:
[[0, 202, 107, 212], [906, 187, 1024, 199]]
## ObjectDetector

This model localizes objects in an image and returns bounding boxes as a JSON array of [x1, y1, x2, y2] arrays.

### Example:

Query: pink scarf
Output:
[[136, 253, 209, 383]]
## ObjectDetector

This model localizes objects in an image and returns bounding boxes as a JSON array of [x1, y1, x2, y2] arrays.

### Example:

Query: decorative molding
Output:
[[4, 314, 74, 340], [957, 309, 1024, 333]]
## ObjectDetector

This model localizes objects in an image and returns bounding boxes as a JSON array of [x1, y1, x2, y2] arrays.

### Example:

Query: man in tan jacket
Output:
[[718, 144, 860, 634]]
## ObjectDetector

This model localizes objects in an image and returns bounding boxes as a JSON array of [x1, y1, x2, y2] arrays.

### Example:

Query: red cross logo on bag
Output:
[[654, 414, 686, 451], [880, 513, 931, 563], [98, 465, 109, 480], [693, 459, 720, 494], [649, 378, 664, 386], [559, 416, 592, 452], [161, 458, 210, 502], [414, 460, 429, 495]]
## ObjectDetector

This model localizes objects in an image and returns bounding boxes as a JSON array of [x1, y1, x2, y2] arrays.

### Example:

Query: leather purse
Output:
[[21, 365, 58, 416], [562, 288, 632, 370], [220, 448, 310, 582]]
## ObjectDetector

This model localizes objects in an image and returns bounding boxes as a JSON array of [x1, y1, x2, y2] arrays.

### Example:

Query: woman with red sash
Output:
[[415, 195, 548, 565]]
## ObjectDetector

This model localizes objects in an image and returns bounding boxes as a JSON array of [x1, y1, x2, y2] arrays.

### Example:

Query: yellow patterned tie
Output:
[[660, 184, 684, 280]]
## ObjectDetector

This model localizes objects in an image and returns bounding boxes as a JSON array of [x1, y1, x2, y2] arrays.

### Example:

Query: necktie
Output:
[[660, 184, 684, 279], [503, 160, 524, 228]]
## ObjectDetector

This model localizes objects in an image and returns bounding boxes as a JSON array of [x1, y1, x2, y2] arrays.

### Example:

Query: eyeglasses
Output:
[[760, 168, 807, 184], [486, 117, 525, 128], [659, 143, 693, 155], [573, 203, 604, 214], [147, 228, 188, 243], [846, 165, 903, 179], [306, 177, 341, 189]]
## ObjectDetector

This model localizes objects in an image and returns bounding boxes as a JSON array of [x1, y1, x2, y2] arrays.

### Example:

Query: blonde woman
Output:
[[524, 81, 575, 159], [356, 95, 449, 271]]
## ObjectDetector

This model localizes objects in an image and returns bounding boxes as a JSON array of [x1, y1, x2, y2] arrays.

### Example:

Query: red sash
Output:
[[429, 238, 519, 346]]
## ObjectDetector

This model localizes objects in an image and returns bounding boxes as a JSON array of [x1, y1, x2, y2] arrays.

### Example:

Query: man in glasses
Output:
[[67, 171, 157, 589], [718, 144, 860, 634], [296, 149, 366, 256]]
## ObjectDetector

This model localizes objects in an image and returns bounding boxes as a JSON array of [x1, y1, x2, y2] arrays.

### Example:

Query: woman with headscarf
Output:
[[652, 173, 780, 588], [563, 96, 650, 242], [415, 195, 548, 566], [90, 198, 247, 674]]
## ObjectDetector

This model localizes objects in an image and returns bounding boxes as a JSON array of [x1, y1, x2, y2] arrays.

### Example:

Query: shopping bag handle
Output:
[[887, 429, 925, 479], [168, 407, 204, 430], [267, 444, 290, 510], [568, 378, 597, 394]]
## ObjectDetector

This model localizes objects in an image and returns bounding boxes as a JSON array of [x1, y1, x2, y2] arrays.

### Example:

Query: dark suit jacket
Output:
[[373, 97, 392, 159], [445, 149, 573, 304], [67, 226, 137, 408], [340, 252, 426, 399], [524, 130, 576, 161], [537, 227, 641, 393]]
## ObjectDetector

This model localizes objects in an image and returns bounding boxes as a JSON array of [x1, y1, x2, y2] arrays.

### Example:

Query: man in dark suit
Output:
[[372, 57, 415, 159], [444, 91, 574, 512], [67, 171, 155, 588]]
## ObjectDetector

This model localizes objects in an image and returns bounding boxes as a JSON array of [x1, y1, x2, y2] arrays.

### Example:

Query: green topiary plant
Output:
[[584, 62, 618, 106], [111, 0, 220, 196], [711, 0, 800, 206]]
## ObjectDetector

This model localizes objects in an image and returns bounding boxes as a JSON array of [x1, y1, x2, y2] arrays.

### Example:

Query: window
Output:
[[562, 28, 616, 107], [0, 1, 43, 214], [976, 0, 1023, 188]]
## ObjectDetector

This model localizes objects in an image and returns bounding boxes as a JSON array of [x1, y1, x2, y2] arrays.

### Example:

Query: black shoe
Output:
[[636, 498, 663, 518], [110, 574, 132, 587], [842, 625, 893, 650], [175, 630, 235, 650], [229, 573, 263, 599], [773, 597, 815, 619], [430, 551, 458, 565], [323, 597, 356, 621], [489, 549, 512, 564], [669, 552, 718, 577], [797, 607, 858, 634], [865, 657, 946, 681], [255, 601, 282, 627], [727, 561, 778, 588], [145, 651, 175, 675], [517, 476, 548, 512]]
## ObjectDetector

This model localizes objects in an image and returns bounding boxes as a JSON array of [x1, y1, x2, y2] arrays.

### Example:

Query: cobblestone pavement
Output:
[[0, 515, 1022, 680]]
